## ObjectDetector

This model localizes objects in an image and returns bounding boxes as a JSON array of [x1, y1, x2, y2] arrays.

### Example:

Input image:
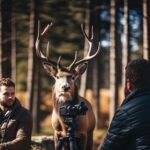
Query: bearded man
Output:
[[0, 78, 32, 150]]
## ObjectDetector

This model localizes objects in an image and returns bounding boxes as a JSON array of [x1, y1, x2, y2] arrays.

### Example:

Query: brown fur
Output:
[[48, 70, 95, 149], [42, 67, 96, 150], [51, 95, 96, 150]]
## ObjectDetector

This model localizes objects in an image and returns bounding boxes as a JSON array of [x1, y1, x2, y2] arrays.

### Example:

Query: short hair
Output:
[[0, 78, 15, 87], [126, 59, 150, 88]]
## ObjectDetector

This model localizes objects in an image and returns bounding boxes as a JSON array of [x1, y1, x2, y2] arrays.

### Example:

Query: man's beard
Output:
[[0, 99, 15, 109]]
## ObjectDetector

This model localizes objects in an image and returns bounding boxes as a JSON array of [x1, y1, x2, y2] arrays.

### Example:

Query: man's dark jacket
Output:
[[0, 98, 32, 150], [100, 86, 150, 150]]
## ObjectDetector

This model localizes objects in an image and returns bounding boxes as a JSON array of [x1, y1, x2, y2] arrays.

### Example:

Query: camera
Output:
[[59, 102, 88, 118]]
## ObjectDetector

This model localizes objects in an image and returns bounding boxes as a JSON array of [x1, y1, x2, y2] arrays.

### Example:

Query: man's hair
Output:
[[0, 78, 15, 87], [126, 59, 150, 88]]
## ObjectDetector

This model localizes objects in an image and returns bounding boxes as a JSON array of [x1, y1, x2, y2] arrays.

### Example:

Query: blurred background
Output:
[[0, 0, 150, 149]]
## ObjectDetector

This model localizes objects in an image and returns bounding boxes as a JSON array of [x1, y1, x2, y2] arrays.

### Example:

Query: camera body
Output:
[[59, 101, 88, 118]]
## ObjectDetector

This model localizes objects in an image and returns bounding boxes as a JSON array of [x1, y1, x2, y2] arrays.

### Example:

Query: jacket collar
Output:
[[0, 98, 21, 122], [0, 98, 21, 114], [122, 85, 150, 105], [12, 98, 21, 112]]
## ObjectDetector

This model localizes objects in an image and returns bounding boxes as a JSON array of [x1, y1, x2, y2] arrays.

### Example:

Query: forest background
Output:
[[0, 0, 150, 147]]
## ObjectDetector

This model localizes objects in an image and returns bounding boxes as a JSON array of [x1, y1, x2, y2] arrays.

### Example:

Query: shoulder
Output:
[[20, 106, 32, 119], [121, 92, 150, 114], [14, 104, 32, 122], [14, 99, 31, 115], [17, 106, 33, 128], [16, 105, 30, 114], [111, 108, 129, 124], [78, 96, 92, 105]]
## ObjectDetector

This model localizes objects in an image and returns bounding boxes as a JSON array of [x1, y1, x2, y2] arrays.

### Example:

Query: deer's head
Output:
[[35, 21, 100, 106]]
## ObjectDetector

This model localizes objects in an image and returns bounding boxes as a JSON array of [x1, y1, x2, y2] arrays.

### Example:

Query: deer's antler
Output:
[[35, 20, 57, 66], [36, 22, 100, 73], [69, 24, 100, 70]]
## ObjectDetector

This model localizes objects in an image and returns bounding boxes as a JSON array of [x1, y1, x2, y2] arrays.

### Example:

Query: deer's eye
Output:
[[67, 75, 73, 80], [72, 76, 75, 80], [56, 76, 59, 79]]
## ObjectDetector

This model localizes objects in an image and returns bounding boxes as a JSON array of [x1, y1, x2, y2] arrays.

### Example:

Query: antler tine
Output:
[[36, 20, 52, 59], [68, 51, 78, 70], [57, 56, 62, 70], [81, 24, 94, 56], [72, 25, 100, 68], [35, 20, 43, 58], [35, 20, 56, 66], [46, 41, 50, 59], [41, 23, 53, 36], [74, 42, 100, 67], [81, 24, 92, 42]]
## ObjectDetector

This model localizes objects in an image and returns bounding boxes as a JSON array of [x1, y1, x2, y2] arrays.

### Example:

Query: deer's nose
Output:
[[62, 84, 70, 92]]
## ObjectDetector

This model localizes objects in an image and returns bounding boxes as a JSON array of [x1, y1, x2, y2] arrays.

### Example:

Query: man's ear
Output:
[[43, 62, 57, 77], [127, 79, 134, 92], [125, 79, 134, 96], [74, 63, 88, 78]]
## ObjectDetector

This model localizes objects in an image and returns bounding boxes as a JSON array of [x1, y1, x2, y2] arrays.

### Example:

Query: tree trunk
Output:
[[109, 0, 119, 123], [1, 0, 12, 78], [90, 0, 101, 129], [143, 0, 149, 59], [148, 0, 150, 59], [92, 58, 100, 128], [0, 0, 2, 78], [79, 0, 91, 97], [27, 0, 36, 111], [32, 61, 40, 133], [121, 0, 129, 100], [11, 0, 16, 83], [27, 0, 40, 133]]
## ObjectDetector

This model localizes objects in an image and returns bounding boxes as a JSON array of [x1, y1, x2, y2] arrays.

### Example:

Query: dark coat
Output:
[[0, 99, 32, 150], [100, 86, 150, 150]]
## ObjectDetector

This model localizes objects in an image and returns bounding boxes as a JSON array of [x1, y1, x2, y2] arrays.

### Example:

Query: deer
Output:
[[35, 21, 100, 150]]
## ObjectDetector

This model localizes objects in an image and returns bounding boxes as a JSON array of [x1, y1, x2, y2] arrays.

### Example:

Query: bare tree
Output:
[[1, 0, 12, 78], [27, 0, 40, 133], [121, 0, 129, 99], [32, 61, 40, 133], [0, 0, 2, 78], [92, 48, 100, 128], [91, 0, 101, 128], [27, 0, 36, 112], [80, 0, 101, 128], [143, 0, 149, 59], [11, 0, 16, 83], [79, 0, 91, 97], [109, 0, 119, 123], [148, 0, 150, 59]]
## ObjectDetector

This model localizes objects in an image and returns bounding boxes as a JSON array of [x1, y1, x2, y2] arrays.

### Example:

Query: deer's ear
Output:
[[74, 63, 88, 77], [43, 62, 57, 77]]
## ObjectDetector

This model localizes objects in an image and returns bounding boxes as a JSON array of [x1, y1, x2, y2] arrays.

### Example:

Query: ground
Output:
[[31, 128, 106, 150]]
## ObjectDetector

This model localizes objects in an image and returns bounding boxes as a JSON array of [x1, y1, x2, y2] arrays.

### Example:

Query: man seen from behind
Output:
[[99, 59, 150, 150]]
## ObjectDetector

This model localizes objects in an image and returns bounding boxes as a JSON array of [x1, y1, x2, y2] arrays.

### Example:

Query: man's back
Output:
[[100, 86, 150, 150], [122, 86, 150, 149]]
